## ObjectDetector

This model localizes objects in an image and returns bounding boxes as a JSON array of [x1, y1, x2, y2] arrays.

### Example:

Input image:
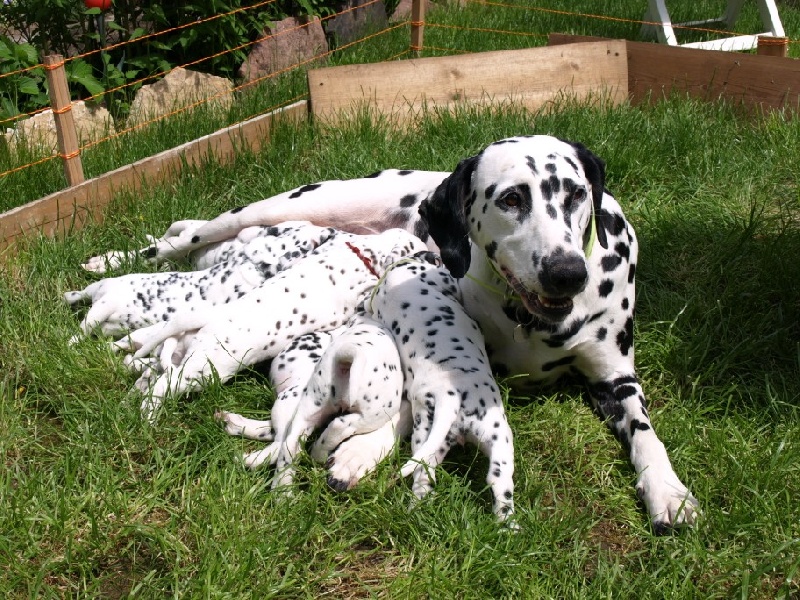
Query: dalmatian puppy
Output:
[[368, 252, 515, 522], [113, 228, 426, 422], [216, 331, 335, 469], [65, 222, 335, 342], [268, 312, 404, 490], [81, 135, 697, 533]]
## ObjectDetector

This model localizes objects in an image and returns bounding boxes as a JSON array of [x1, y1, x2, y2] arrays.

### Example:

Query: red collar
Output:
[[345, 241, 380, 278]]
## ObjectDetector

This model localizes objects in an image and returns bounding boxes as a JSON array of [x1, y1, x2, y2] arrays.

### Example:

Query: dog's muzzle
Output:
[[538, 252, 588, 298], [501, 252, 587, 322]]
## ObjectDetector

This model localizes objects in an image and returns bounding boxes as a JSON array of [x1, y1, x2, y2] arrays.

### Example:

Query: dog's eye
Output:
[[573, 188, 587, 202], [502, 193, 521, 208]]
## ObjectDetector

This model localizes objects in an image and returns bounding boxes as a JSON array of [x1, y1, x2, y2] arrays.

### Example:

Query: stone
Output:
[[238, 17, 328, 84], [127, 67, 234, 125], [325, 0, 388, 46], [4, 100, 115, 153], [390, 0, 432, 21]]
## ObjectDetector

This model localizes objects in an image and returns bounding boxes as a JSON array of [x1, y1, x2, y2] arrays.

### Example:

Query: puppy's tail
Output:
[[400, 390, 460, 478], [338, 342, 402, 408]]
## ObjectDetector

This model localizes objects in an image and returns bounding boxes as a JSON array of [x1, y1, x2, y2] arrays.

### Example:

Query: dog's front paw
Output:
[[324, 422, 397, 491], [637, 470, 699, 534]]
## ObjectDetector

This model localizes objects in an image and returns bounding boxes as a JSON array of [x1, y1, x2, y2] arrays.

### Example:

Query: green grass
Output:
[[1, 0, 800, 597], [1, 94, 799, 597]]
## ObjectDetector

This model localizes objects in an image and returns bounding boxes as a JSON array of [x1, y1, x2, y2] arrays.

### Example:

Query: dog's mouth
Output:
[[501, 267, 574, 321]]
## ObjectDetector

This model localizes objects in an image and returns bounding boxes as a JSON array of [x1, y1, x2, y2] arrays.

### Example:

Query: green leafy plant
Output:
[[0, 36, 48, 126]]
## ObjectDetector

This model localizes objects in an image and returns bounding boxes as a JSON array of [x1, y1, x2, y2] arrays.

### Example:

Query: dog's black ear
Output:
[[418, 155, 478, 278], [565, 140, 609, 250]]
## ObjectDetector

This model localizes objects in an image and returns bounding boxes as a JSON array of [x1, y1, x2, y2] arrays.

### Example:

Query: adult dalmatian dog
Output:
[[83, 134, 698, 532]]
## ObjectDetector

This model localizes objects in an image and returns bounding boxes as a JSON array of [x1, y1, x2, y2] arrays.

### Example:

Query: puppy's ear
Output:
[[565, 140, 609, 250], [418, 156, 478, 278]]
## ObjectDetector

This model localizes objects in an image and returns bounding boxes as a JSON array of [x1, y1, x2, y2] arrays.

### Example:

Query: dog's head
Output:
[[419, 135, 608, 323]]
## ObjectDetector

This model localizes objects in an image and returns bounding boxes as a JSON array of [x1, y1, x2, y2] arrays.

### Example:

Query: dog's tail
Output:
[[400, 389, 460, 478], [329, 337, 401, 410]]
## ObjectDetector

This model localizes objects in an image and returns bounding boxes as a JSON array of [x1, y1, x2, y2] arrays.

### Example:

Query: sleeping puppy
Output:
[[65, 222, 335, 342], [112, 228, 426, 422]]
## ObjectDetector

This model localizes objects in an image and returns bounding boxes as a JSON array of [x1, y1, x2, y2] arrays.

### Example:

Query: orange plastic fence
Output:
[[1, 0, 797, 186]]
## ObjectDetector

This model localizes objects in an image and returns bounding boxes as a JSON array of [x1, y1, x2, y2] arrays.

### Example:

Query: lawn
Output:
[[1, 94, 799, 597], [1, 1, 800, 598]]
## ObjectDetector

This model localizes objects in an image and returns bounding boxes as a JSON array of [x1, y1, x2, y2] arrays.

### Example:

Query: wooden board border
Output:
[[0, 101, 308, 257], [547, 34, 800, 111], [308, 41, 629, 125]]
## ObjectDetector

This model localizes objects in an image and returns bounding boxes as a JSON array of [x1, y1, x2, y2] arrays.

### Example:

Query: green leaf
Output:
[[13, 43, 39, 66], [17, 77, 42, 96], [129, 28, 147, 41]]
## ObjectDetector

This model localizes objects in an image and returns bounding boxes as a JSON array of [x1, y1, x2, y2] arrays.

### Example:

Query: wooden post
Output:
[[756, 36, 789, 57], [43, 54, 85, 187], [410, 0, 426, 56]]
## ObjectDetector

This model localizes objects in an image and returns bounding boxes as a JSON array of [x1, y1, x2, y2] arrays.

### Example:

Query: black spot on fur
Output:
[[630, 419, 651, 436], [616, 317, 634, 356], [289, 183, 322, 199], [598, 280, 614, 297], [400, 194, 417, 208], [601, 255, 622, 272]]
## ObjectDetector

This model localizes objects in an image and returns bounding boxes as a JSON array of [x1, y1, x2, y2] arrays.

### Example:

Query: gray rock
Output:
[[127, 67, 234, 126], [238, 17, 328, 84]]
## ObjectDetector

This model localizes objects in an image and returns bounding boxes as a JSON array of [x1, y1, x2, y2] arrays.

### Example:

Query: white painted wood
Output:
[[641, 0, 784, 51]]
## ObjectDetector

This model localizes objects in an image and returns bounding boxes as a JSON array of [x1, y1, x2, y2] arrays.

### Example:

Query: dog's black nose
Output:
[[539, 251, 588, 296]]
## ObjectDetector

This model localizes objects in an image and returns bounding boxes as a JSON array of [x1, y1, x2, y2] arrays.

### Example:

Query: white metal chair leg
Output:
[[642, 0, 785, 51]]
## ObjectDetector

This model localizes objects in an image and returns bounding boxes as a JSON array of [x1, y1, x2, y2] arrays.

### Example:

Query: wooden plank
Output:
[[308, 42, 628, 124], [548, 33, 800, 111], [44, 54, 85, 186], [0, 101, 308, 258]]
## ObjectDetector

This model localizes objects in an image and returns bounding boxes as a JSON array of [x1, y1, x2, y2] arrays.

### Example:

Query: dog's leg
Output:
[[400, 391, 460, 503], [588, 374, 699, 533], [400, 390, 460, 479], [139, 349, 238, 423], [215, 411, 274, 441], [82, 220, 209, 273], [474, 413, 516, 523], [309, 410, 396, 464], [324, 399, 412, 491]]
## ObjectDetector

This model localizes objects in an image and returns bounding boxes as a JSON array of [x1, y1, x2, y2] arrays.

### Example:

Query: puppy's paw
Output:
[[82, 251, 129, 273], [324, 423, 396, 491], [242, 442, 280, 469]]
